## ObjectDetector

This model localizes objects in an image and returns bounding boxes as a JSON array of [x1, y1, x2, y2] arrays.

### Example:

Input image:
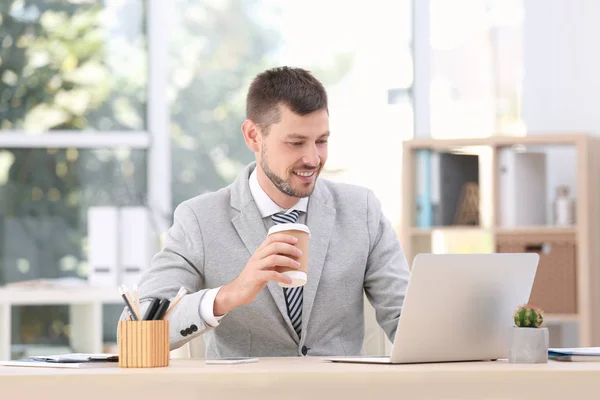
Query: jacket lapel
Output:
[[301, 182, 336, 340], [230, 163, 300, 340], [231, 204, 266, 258]]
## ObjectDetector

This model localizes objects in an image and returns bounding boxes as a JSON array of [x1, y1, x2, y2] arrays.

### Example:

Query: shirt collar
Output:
[[249, 167, 308, 218]]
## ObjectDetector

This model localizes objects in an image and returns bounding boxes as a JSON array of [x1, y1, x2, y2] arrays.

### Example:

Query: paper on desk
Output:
[[30, 353, 118, 363], [548, 347, 600, 356], [0, 359, 118, 369]]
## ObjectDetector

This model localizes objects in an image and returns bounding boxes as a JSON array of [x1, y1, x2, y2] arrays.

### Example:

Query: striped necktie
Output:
[[271, 210, 303, 338]]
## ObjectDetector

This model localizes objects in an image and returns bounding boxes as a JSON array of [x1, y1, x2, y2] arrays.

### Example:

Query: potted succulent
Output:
[[508, 304, 549, 363]]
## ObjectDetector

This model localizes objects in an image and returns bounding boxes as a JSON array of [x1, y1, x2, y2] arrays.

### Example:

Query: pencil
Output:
[[133, 284, 141, 319], [162, 287, 187, 320], [119, 285, 140, 321]]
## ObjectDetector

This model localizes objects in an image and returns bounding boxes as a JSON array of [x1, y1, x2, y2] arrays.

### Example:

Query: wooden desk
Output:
[[1, 357, 598, 400]]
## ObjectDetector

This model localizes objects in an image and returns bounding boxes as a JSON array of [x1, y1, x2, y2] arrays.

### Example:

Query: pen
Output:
[[119, 285, 140, 321], [133, 283, 141, 318], [143, 298, 161, 320], [152, 298, 171, 320], [162, 287, 187, 320]]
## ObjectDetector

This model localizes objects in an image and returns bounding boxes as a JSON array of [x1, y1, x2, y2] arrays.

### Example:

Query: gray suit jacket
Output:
[[129, 162, 410, 357]]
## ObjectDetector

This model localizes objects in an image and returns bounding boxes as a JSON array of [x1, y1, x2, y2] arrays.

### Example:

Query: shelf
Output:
[[404, 134, 589, 150], [409, 226, 577, 236], [0, 286, 122, 360], [0, 286, 122, 305], [494, 226, 577, 235], [409, 226, 491, 236], [402, 133, 600, 346]]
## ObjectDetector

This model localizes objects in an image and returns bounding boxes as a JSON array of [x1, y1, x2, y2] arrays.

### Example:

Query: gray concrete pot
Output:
[[508, 327, 549, 363]]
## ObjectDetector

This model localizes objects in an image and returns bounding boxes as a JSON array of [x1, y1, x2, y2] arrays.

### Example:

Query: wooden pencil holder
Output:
[[118, 320, 170, 368]]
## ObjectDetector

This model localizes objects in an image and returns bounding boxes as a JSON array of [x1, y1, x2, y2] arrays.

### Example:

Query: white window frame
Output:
[[147, 0, 171, 234], [412, 0, 431, 139], [0, 132, 150, 148]]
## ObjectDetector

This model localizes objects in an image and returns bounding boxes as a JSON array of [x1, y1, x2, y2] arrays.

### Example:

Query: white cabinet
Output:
[[0, 287, 122, 360]]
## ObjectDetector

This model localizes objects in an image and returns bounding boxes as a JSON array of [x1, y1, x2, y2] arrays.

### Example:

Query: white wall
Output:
[[413, 0, 431, 138], [523, 0, 600, 135], [523, 0, 600, 347]]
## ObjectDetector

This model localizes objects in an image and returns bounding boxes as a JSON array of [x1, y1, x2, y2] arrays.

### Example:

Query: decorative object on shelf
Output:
[[508, 304, 548, 363], [553, 185, 575, 226], [453, 182, 480, 225]]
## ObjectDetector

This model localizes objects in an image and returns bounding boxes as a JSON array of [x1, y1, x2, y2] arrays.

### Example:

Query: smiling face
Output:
[[242, 66, 329, 208], [243, 103, 329, 208], [260, 104, 329, 199]]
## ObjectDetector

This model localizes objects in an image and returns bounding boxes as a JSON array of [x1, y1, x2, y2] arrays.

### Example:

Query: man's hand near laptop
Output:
[[213, 233, 302, 316]]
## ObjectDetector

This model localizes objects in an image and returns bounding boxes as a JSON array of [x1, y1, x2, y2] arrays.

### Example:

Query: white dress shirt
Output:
[[199, 167, 309, 326]]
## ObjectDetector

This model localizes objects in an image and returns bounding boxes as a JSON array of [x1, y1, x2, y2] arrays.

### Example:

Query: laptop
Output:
[[326, 253, 539, 364]]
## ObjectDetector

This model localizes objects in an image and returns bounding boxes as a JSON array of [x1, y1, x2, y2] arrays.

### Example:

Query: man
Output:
[[126, 66, 411, 357]]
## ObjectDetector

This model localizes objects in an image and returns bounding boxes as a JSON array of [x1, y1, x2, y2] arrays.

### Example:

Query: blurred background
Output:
[[0, 0, 592, 359]]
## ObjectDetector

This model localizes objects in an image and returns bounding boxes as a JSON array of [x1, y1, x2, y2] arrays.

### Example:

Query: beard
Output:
[[260, 143, 320, 198]]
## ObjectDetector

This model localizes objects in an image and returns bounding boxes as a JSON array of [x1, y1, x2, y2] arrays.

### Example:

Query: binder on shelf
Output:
[[119, 207, 156, 288], [499, 149, 547, 227], [441, 153, 479, 226], [415, 149, 432, 227], [430, 151, 441, 226], [87, 206, 157, 288], [426, 152, 479, 226], [87, 207, 119, 288]]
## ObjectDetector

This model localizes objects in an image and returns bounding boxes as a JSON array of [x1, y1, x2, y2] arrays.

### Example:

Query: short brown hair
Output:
[[246, 66, 328, 134]]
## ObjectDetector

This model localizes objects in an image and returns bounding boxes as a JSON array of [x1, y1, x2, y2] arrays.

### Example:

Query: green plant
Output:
[[513, 304, 544, 328]]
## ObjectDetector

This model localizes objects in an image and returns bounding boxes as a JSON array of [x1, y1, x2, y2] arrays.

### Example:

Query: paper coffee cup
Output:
[[267, 223, 310, 288]]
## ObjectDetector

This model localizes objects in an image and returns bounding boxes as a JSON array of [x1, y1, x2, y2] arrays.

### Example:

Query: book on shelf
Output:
[[415, 150, 479, 227]]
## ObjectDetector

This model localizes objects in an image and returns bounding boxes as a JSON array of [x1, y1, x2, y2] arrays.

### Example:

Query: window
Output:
[[0, 148, 147, 285], [1, 0, 414, 358], [0, 0, 149, 358], [169, 0, 414, 225], [0, 0, 147, 132]]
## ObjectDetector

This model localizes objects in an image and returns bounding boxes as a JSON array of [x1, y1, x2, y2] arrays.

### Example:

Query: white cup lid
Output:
[[278, 271, 307, 288], [268, 223, 311, 237]]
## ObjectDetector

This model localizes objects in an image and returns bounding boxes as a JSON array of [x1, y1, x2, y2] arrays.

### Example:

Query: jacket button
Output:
[[185, 328, 192, 335], [190, 324, 198, 332], [180, 329, 187, 337], [301, 346, 308, 356]]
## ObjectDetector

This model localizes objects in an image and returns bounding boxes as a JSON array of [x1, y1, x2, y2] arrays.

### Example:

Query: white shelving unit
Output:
[[0, 287, 122, 360], [401, 134, 600, 347]]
